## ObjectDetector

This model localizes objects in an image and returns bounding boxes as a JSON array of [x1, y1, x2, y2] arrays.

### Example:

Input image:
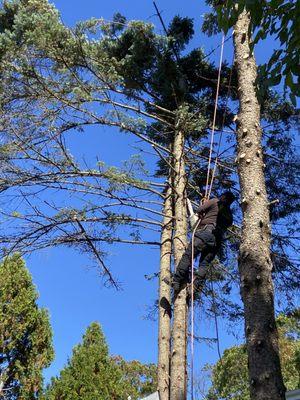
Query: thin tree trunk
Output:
[[170, 128, 188, 400], [158, 181, 173, 400], [233, 10, 285, 400]]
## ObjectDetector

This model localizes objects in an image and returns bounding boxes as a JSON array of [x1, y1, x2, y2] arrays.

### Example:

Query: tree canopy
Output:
[[203, 0, 300, 104], [0, 0, 298, 313], [206, 311, 300, 400], [44, 322, 157, 400], [0, 254, 54, 399]]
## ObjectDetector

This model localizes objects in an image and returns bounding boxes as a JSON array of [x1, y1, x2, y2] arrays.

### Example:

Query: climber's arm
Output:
[[194, 198, 216, 215]]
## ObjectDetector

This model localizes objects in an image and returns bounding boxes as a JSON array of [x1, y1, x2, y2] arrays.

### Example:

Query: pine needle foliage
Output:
[[45, 322, 157, 400], [0, 254, 54, 399]]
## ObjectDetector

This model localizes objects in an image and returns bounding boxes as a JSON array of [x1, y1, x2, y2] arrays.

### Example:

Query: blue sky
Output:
[[22, 0, 290, 395]]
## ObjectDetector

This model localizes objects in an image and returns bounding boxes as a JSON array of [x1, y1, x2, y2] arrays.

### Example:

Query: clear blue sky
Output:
[[24, 0, 283, 394]]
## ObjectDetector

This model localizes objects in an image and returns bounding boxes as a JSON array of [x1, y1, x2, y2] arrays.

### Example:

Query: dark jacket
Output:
[[195, 198, 233, 245]]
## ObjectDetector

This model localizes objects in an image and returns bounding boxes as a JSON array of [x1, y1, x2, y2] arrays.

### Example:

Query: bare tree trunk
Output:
[[170, 129, 188, 400], [158, 182, 173, 400], [233, 10, 285, 400]]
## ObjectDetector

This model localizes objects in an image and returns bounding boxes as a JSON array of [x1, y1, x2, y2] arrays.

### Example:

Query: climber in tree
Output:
[[172, 191, 236, 294]]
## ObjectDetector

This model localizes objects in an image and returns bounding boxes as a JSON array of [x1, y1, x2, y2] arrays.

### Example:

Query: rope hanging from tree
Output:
[[190, 33, 226, 400], [151, 4, 233, 398]]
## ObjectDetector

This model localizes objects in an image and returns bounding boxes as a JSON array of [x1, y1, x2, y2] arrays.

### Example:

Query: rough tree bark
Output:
[[170, 128, 188, 400], [158, 181, 173, 400], [233, 10, 286, 400]]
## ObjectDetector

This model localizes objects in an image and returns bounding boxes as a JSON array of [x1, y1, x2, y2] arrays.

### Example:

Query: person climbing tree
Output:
[[168, 191, 236, 296]]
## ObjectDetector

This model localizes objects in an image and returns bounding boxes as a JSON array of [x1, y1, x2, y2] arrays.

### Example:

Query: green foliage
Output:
[[206, 312, 300, 399], [45, 323, 122, 400], [0, 0, 298, 298], [206, 0, 300, 103], [167, 15, 194, 52], [0, 254, 54, 399], [206, 346, 249, 400], [102, 12, 126, 36], [44, 322, 157, 400], [113, 357, 157, 399], [0, 0, 64, 53], [101, 18, 159, 91]]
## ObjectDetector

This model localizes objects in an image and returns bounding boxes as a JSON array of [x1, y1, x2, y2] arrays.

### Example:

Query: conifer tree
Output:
[[0, 254, 53, 399], [45, 322, 156, 400], [211, 0, 300, 103], [232, 11, 286, 399], [202, 4, 299, 400]]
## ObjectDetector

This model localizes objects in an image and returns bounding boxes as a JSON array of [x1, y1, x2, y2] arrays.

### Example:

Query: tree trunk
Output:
[[233, 10, 285, 400], [158, 182, 173, 400], [170, 128, 188, 400]]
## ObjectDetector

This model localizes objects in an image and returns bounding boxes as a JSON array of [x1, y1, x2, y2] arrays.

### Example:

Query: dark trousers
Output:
[[173, 228, 217, 288]]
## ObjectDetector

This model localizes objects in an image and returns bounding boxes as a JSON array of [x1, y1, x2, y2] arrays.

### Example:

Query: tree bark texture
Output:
[[234, 10, 285, 400], [170, 129, 188, 400], [158, 182, 173, 400]]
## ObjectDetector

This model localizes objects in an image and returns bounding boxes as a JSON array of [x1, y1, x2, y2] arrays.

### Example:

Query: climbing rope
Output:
[[208, 55, 234, 199], [210, 279, 222, 361], [204, 34, 226, 200], [190, 33, 226, 400], [190, 214, 202, 400]]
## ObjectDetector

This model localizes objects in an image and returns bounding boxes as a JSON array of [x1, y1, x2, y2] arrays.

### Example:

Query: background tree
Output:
[[44, 322, 157, 400], [113, 357, 157, 400], [0, 254, 54, 399], [206, 311, 300, 400], [204, 0, 300, 104]]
